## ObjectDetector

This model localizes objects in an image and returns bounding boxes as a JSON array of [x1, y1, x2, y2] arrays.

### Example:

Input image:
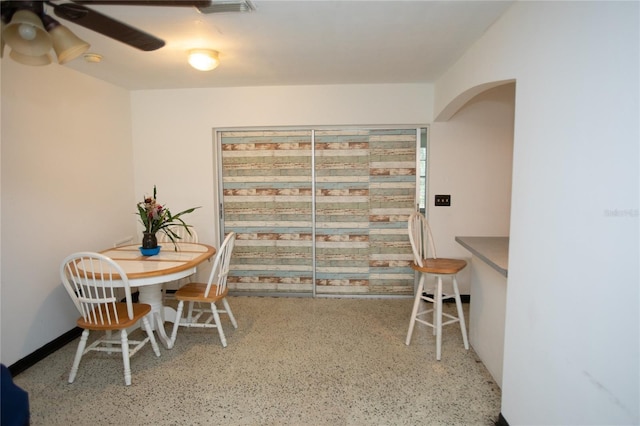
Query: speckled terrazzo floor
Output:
[[14, 297, 501, 425]]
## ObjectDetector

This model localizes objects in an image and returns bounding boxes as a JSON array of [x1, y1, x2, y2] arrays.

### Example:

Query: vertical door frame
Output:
[[311, 129, 317, 297]]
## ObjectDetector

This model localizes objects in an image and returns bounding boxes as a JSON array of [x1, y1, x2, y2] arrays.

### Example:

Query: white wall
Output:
[[435, 2, 639, 424], [130, 83, 434, 257], [0, 60, 136, 366], [429, 83, 515, 294]]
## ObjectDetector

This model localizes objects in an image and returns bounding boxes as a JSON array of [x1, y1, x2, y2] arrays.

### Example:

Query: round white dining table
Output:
[[100, 242, 216, 348]]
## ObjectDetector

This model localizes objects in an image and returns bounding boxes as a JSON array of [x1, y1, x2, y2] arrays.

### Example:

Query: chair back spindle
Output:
[[408, 212, 438, 267]]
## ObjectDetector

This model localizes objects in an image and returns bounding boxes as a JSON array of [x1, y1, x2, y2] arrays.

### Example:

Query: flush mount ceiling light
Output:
[[188, 49, 220, 71], [1, 2, 90, 66]]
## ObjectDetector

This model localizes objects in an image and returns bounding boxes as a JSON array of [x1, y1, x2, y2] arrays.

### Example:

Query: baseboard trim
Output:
[[495, 413, 510, 426], [8, 327, 82, 377]]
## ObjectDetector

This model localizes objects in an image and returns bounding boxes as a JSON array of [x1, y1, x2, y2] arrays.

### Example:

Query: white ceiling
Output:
[[42, 0, 514, 90]]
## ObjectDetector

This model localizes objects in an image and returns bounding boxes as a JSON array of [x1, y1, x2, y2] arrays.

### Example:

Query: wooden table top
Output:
[[100, 242, 216, 281]]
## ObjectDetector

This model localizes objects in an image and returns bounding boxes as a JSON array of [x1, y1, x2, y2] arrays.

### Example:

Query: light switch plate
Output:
[[435, 194, 451, 206]]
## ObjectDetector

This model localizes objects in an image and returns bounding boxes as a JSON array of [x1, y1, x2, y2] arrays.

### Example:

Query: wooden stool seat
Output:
[[411, 258, 467, 275]]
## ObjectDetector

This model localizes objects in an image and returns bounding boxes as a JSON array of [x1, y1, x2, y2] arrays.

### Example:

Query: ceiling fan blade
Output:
[[51, 2, 164, 51], [70, 1, 213, 7]]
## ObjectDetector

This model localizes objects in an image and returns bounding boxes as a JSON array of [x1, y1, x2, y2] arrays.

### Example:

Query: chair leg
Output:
[[211, 302, 227, 347], [187, 301, 195, 323], [141, 316, 161, 357], [120, 329, 132, 386], [406, 274, 426, 345], [435, 276, 443, 361], [105, 330, 114, 354], [168, 300, 185, 349], [68, 329, 89, 383], [222, 298, 238, 329], [452, 276, 470, 350], [433, 278, 438, 336]]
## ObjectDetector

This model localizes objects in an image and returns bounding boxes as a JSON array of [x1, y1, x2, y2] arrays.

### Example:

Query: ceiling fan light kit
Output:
[[188, 49, 219, 71], [42, 16, 90, 64], [1, 1, 90, 65], [3, 9, 53, 56], [9, 49, 52, 66], [1, 1, 252, 67]]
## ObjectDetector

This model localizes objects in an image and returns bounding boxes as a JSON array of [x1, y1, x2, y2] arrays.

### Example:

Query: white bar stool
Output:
[[405, 212, 469, 360]]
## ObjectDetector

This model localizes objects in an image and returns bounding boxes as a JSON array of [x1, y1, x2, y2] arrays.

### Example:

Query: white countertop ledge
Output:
[[455, 236, 509, 278]]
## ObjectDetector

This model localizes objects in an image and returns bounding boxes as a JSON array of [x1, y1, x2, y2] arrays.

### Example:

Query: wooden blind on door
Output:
[[220, 128, 416, 295], [221, 130, 314, 293], [314, 128, 416, 295]]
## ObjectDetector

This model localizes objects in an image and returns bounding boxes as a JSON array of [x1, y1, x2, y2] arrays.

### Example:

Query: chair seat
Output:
[[174, 282, 228, 303], [77, 302, 152, 330], [411, 258, 467, 275]]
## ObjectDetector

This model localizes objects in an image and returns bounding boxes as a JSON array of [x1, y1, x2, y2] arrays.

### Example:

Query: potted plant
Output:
[[136, 186, 199, 255]]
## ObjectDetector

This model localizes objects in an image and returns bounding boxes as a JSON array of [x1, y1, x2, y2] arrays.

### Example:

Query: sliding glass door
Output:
[[219, 127, 418, 296]]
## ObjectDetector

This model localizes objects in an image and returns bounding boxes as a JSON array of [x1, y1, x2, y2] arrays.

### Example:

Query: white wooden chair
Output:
[[157, 225, 199, 301], [405, 212, 469, 360], [168, 232, 237, 348], [60, 252, 161, 386]]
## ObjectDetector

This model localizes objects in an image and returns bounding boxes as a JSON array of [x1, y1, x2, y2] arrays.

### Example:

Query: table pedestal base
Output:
[[137, 285, 178, 349]]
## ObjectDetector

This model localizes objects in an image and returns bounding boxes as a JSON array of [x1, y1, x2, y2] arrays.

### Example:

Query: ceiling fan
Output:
[[0, 0, 254, 65]]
